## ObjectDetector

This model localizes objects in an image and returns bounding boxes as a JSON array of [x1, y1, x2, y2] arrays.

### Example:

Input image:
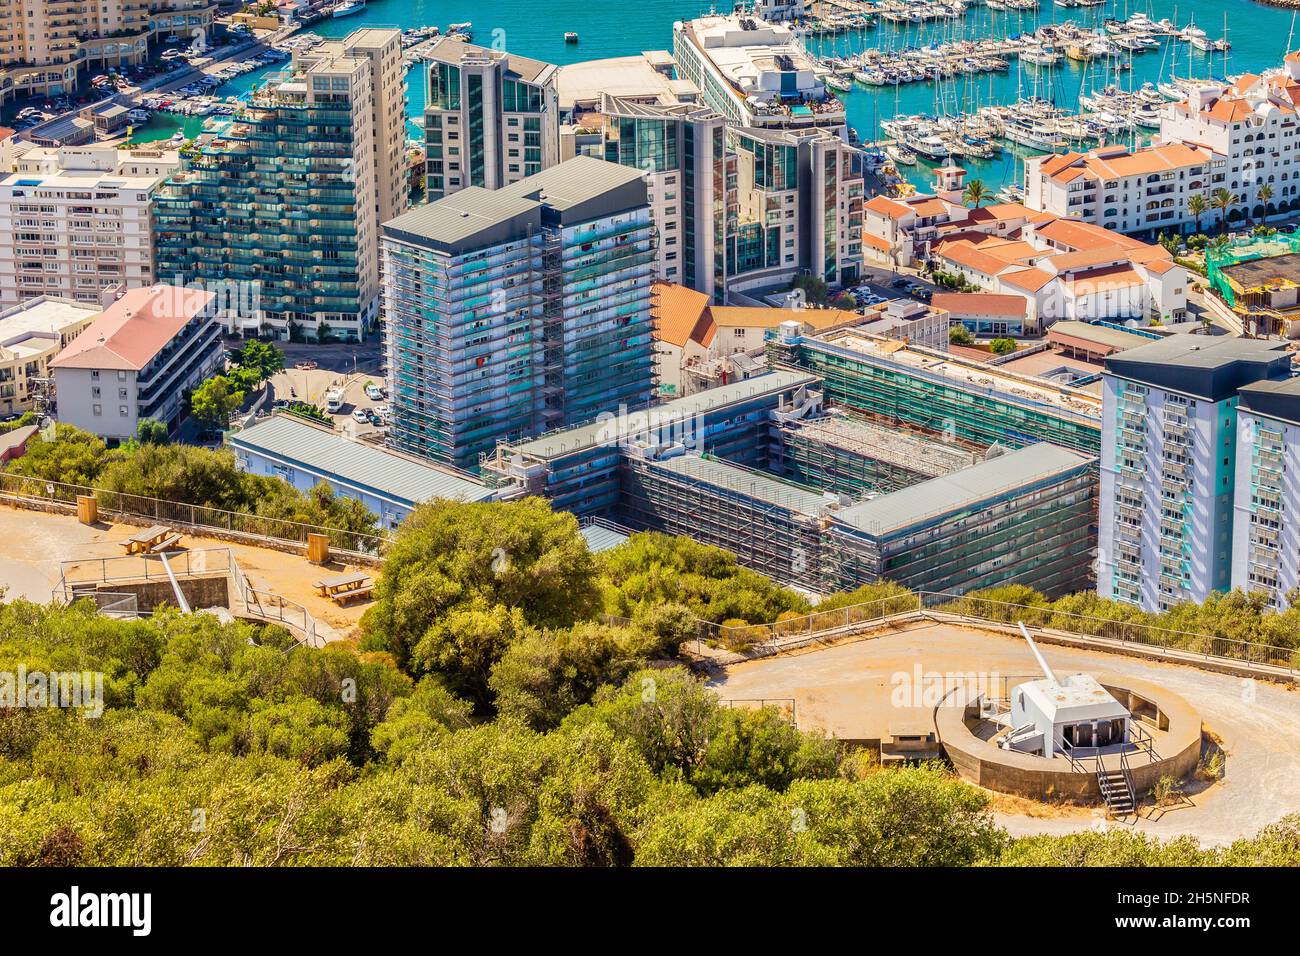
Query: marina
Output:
[[111, 0, 1300, 194]]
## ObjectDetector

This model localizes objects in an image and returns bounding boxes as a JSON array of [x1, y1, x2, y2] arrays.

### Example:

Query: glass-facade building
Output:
[[382, 156, 655, 471]]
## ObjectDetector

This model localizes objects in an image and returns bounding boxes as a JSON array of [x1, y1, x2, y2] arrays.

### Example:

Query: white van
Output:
[[325, 388, 345, 414]]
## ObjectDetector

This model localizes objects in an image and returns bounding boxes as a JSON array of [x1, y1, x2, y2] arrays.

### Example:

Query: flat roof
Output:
[[0, 297, 98, 360], [382, 186, 542, 254], [1103, 334, 1293, 401], [648, 453, 833, 515], [1238, 376, 1300, 427], [506, 369, 820, 460], [421, 37, 555, 85], [1048, 320, 1154, 352], [228, 414, 494, 508], [809, 327, 1103, 421], [556, 53, 691, 110], [497, 155, 647, 217], [1220, 250, 1300, 291], [834, 443, 1096, 537]]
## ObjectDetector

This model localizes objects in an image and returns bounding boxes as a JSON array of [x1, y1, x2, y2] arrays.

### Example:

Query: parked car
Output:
[[365, 383, 383, 401], [352, 408, 370, 423], [891, 277, 909, 289]]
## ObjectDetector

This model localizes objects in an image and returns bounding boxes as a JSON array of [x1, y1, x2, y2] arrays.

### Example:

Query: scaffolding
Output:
[[773, 410, 980, 498], [769, 330, 1103, 455], [1206, 233, 1300, 309]]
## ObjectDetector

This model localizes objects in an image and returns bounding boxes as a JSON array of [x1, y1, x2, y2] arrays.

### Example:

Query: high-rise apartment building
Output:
[[672, 13, 846, 134], [0, 144, 180, 308], [381, 156, 655, 470], [154, 28, 406, 342], [422, 37, 559, 201], [727, 125, 864, 291], [1232, 379, 1300, 608], [0, 0, 218, 101], [1098, 336, 1293, 611]]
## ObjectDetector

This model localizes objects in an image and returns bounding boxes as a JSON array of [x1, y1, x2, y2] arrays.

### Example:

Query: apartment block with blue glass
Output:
[[1099, 336, 1293, 612], [381, 155, 655, 471], [154, 29, 406, 343]]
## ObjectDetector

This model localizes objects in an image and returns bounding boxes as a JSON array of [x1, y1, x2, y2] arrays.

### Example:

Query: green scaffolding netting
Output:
[[1206, 234, 1300, 308]]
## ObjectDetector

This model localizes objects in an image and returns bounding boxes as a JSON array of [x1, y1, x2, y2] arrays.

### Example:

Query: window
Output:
[[92, 404, 102, 416]]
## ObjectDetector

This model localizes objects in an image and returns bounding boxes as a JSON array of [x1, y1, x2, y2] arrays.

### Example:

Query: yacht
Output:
[[332, 0, 365, 17], [887, 143, 918, 165]]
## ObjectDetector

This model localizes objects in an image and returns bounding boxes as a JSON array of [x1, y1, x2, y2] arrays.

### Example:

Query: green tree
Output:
[[1188, 192, 1208, 233], [962, 178, 989, 209], [1210, 187, 1239, 233], [989, 337, 1017, 355], [135, 418, 169, 445], [189, 375, 244, 430], [5, 424, 113, 486], [237, 340, 286, 380], [949, 323, 975, 346], [360, 499, 601, 689], [1257, 183, 1274, 213]]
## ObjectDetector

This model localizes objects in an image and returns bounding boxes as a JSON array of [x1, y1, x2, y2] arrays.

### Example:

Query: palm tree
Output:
[[1210, 187, 1239, 233], [1187, 192, 1208, 234], [1258, 184, 1274, 222], [962, 178, 989, 209]]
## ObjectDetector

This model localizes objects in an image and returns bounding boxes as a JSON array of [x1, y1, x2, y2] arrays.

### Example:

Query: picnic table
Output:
[[313, 572, 373, 605], [122, 525, 180, 554]]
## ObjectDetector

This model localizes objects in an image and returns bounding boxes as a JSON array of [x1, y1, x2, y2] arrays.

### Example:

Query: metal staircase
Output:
[[1097, 754, 1136, 817]]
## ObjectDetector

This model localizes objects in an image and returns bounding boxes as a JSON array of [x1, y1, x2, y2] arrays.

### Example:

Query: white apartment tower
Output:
[[0, 145, 180, 309], [1099, 336, 1293, 612]]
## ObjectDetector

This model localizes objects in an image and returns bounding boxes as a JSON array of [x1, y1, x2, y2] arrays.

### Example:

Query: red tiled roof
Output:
[[50, 286, 214, 371], [931, 292, 1026, 318]]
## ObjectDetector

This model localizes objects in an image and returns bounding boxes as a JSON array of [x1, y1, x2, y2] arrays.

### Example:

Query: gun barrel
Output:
[[1018, 621, 1058, 684]]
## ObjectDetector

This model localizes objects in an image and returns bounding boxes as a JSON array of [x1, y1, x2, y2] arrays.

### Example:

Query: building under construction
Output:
[[772, 410, 982, 498], [767, 322, 1104, 455], [1207, 235, 1300, 338], [483, 365, 1099, 596]]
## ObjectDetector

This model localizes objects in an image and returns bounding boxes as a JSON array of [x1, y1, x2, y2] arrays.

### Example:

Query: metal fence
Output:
[[706, 589, 1300, 676], [0, 471, 390, 557]]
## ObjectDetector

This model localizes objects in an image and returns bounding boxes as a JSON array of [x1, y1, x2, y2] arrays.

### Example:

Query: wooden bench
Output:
[[148, 533, 183, 554], [330, 584, 373, 605], [314, 572, 372, 604], [121, 525, 172, 554]]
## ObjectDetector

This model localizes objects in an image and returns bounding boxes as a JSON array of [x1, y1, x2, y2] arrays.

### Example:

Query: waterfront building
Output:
[[381, 156, 655, 471], [1024, 142, 1222, 236], [229, 412, 495, 531], [422, 37, 559, 201], [49, 284, 223, 441], [863, 166, 1036, 268], [672, 13, 846, 134], [154, 28, 405, 342], [727, 125, 865, 292], [0, 0, 217, 102], [1098, 335, 1294, 611], [559, 57, 727, 298], [1233, 379, 1300, 608], [0, 145, 180, 309], [930, 214, 1188, 331], [0, 295, 100, 416], [1159, 57, 1300, 225]]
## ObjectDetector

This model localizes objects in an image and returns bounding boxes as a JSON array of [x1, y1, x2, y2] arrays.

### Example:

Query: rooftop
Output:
[[557, 52, 694, 111], [504, 368, 821, 460], [1237, 377, 1300, 427], [50, 286, 214, 372], [421, 37, 556, 85], [647, 453, 834, 515], [228, 414, 494, 509], [0, 297, 99, 362], [808, 327, 1103, 420], [834, 443, 1096, 537], [1103, 334, 1294, 401]]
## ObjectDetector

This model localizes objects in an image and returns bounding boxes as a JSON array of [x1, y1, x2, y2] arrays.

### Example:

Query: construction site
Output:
[[483, 342, 1101, 596], [1207, 233, 1300, 338]]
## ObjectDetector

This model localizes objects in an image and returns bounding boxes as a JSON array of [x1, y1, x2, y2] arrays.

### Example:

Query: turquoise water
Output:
[[152, 0, 1300, 190]]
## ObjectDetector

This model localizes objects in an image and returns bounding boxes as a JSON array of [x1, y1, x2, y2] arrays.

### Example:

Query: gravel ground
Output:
[[713, 621, 1300, 846]]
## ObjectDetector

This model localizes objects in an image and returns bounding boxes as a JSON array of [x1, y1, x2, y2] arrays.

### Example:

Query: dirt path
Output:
[[712, 621, 1300, 846]]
